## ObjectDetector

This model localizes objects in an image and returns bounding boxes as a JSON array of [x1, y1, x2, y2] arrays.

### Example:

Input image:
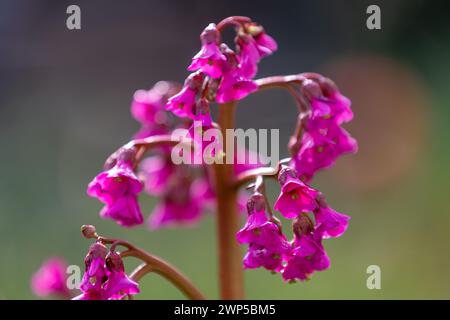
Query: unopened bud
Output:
[[201, 23, 220, 44], [292, 214, 314, 238], [278, 166, 298, 185], [81, 225, 98, 239], [301, 79, 322, 101], [246, 192, 266, 213], [105, 251, 125, 273]]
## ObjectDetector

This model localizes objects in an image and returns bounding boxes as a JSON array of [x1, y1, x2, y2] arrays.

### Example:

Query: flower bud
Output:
[[81, 225, 98, 239], [278, 166, 298, 185], [105, 251, 125, 273], [292, 213, 314, 238], [246, 192, 266, 213], [200, 23, 220, 45], [301, 79, 322, 101]]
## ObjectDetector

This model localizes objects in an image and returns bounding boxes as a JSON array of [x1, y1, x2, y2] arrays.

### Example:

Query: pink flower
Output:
[[140, 155, 176, 196], [148, 173, 207, 229], [244, 23, 278, 58], [238, 193, 291, 272], [166, 72, 203, 119], [294, 123, 358, 182], [31, 258, 70, 298], [74, 244, 139, 300], [131, 88, 164, 125], [188, 23, 226, 79], [314, 196, 350, 239], [79, 243, 108, 293], [243, 243, 288, 272], [103, 252, 139, 299], [87, 161, 143, 227], [216, 70, 258, 103], [215, 44, 258, 103], [274, 167, 318, 219], [282, 234, 330, 281], [254, 31, 278, 58], [236, 34, 261, 78]]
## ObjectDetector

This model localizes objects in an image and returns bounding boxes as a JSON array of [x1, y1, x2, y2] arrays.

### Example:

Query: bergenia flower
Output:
[[216, 70, 258, 103], [140, 155, 176, 196], [282, 234, 330, 282], [188, 23, 226, 78], [216, 44, 258, 103], [103, 252, 139, 300], [245, 22, 278, 58], [238, 193, 291, 272], [274, 167, 318, 219], [31, 258, 70, 298], [294, 122, 358, 182], [236, 33, 261, 78], [148, 173, 204, 229], [73, 242, 109, 300], [314, 195, 350, 239], [131, 88, 164, 125], [87, 158, 144, 227], [166, 72, 203, 119]]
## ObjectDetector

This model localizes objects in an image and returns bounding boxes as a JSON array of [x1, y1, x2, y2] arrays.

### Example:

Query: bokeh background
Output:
[[1, 0, 449, 299]]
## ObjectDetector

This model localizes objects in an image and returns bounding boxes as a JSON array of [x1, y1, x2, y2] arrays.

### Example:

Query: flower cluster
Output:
[[73, 242, 139, 300], [292, 78, 358, 182], [238, 167, 350, 281]]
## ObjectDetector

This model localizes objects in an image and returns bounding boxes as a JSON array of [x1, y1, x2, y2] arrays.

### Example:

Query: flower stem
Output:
[[98, 236, 205, 300], [214, 102, 244, 299]]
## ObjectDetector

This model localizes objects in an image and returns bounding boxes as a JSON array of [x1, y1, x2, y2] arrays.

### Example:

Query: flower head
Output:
[[103, 252, 139, 299], [188, 23, 226, 78], [87, 151, 143, 227], [31, 258, 69, 298], [236, 33, 260, 79], [245, 22, 278, 58], [166, 72, 203, 119], [314, 195, 350, 239], [238, 193, 291, 272], [274, 167, 318, 219], [282, 234, 330, 281], [148, 171, 207, 229]]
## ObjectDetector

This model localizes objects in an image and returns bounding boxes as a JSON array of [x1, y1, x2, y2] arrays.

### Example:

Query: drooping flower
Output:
[[238, 193, 291, 272], [245, 22, 278, 58], [74, 242, 109, 300], [215, 44, 258, 103], [166, 72, 204, 119], [236, 33, 261, 79], [103, 251, 139, 300], [294, 122, 358, 182], [274, 167, 318, 219], [314, 195, 350, 239], [148, 170, 205, 229], [282, 234, 330, 282], [292, 80, 357, 182], [31, 258, 70, 298], [139, 155, 176, 196], [73, 243, 139, 300], [188, 23, 226, 79], [87, 154, 144, 227], [216, 70, 258, 103], [130, 81, 179, 139]]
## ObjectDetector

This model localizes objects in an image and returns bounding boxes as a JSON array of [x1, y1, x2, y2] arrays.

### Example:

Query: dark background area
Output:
[[1, 0, 449, 299]]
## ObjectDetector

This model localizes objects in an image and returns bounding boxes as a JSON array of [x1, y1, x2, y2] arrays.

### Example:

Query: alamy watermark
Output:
[[366, 265, 381, 289], [170, 121, 280, 168]]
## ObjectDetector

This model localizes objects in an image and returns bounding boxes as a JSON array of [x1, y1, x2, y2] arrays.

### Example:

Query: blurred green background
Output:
[[1, 0, 449, 299]]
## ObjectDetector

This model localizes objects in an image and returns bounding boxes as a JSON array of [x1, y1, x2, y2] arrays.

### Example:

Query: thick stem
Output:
[[213, 102, 244, 299]]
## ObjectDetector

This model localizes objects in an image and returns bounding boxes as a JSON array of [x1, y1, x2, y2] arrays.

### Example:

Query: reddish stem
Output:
[[98, 236, 206, 300], [213, 102, 244, 299]]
